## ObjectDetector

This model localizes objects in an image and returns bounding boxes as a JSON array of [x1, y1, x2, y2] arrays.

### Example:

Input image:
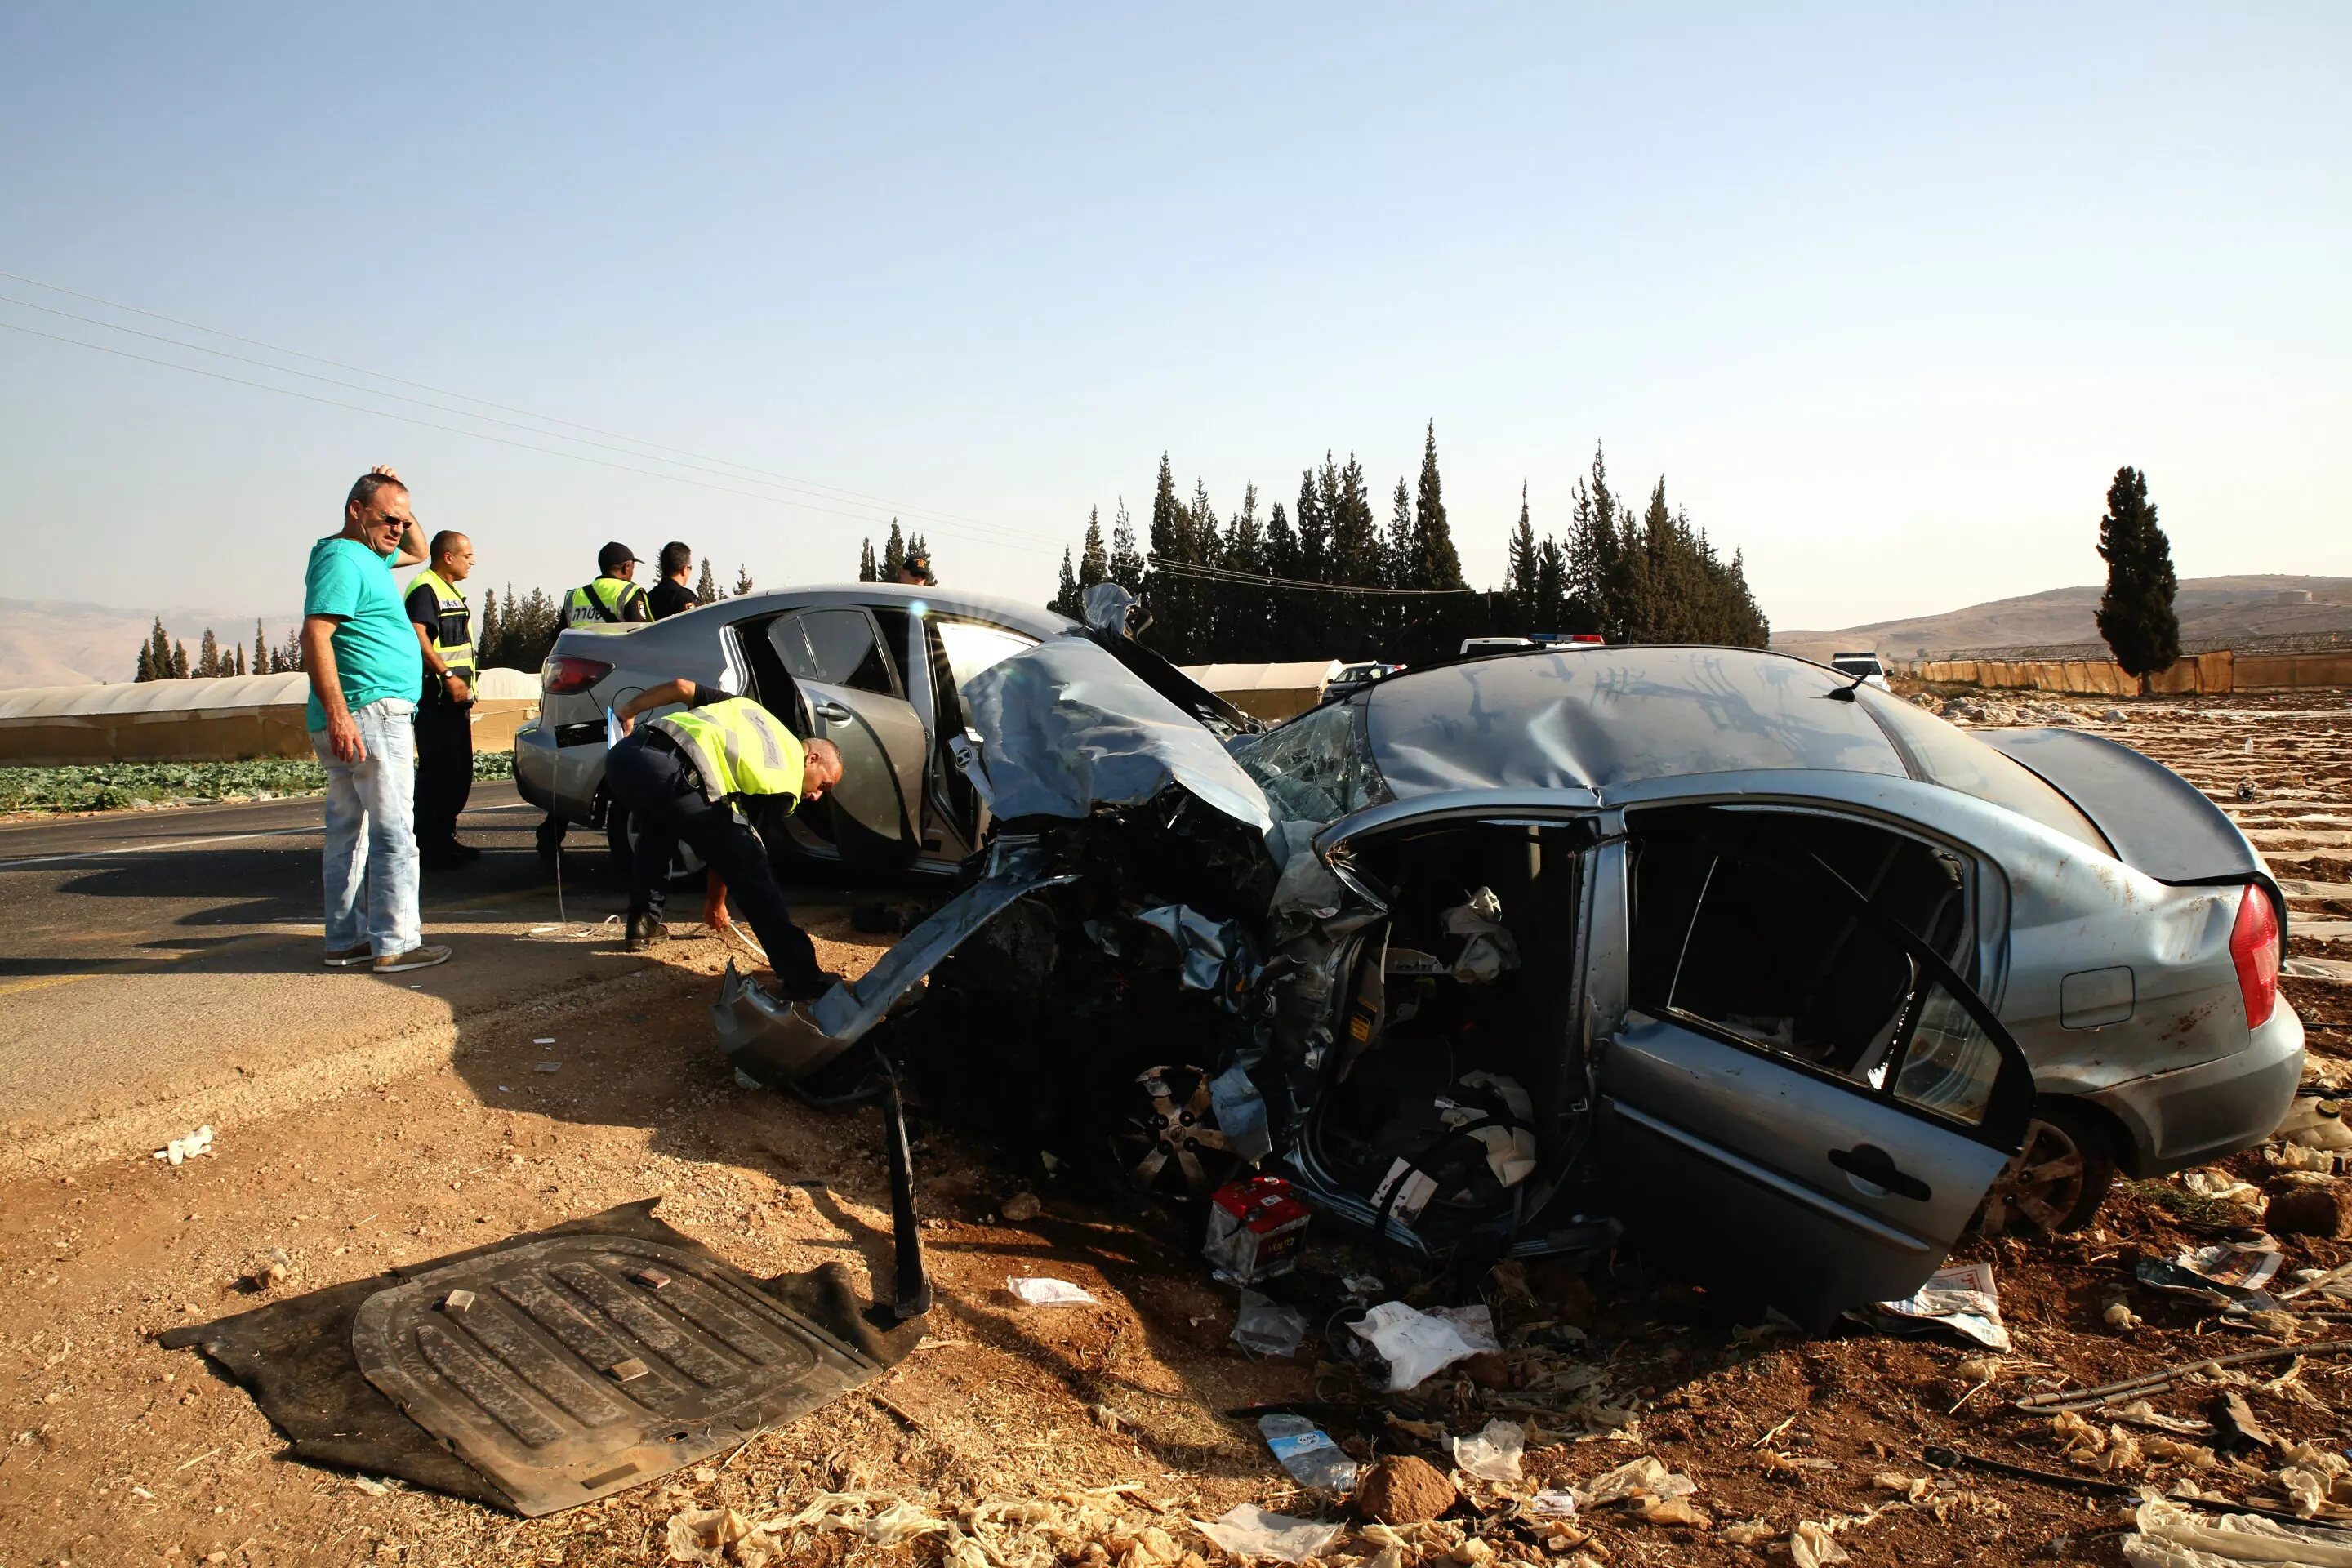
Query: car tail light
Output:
[[1566, 634, 1605, 644], [541, 655, 613, 696], [2230, 884, 2282, 1029]]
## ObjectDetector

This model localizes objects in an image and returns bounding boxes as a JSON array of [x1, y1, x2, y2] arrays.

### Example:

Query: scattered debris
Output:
[[1448, 1419, 1525, 1483], [154, 1125, 214, 1165], [533, 1061, 561, 1074], [1232, 1290, 1309, 1357], [1259, 1413, 1359, 1494], [1006, 1276, 1098, 1306], [1867, 1262, 2011, 1351], [2120, 1496, 2352, 1566], [2138, 1243, 2286, 1309], [1196, 1503, 1341, 1564], [1350, 1301, 1499, 1391], [1573, 1456, 1698, 1510]]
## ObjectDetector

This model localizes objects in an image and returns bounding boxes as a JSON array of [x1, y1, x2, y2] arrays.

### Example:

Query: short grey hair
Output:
[[346, 472, 408, 513]]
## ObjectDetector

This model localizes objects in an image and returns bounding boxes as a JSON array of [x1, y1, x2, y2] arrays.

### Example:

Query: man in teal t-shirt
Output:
[[301, 466, 450, 975]]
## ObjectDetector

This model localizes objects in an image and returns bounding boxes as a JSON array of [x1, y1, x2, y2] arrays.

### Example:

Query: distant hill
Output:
[[0, 599, 303, 690], [1773, 576, 2352, 665]]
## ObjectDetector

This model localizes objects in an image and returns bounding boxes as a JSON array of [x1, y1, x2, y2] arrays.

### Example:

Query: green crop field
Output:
[[0, 751, 515, 813]]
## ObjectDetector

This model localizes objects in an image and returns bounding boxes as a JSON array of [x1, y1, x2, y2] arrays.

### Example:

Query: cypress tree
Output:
[[694, 559, 718, 604], [254, 620, 269, 677], [1507, 486, 1539, 634], [1077, 507, 1108, 590], [733, 564, 755, 596], [1535, 538, 1569, 633], [858, 541, 876, 581], [880, 522, 906, 580], [1412, 421, 1463, 589], [148, 617, 172, 680], [2095, 466, 2181, 684], [134, 641, 154, 682], [1051, 549, 1080, 616], [198, 628, 220, 678], [1108, 499, 1144, 586], [1223, 483, 1267, 661], [170, 639, 190, 679]]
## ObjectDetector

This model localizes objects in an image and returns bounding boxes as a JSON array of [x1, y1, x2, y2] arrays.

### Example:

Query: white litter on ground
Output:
[[1005, 1276, 1098, 1306], [154, 1125, 214, 1165]]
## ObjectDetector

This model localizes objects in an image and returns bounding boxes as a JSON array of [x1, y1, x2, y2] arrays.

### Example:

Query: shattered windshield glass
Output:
[[1228, 696, 1392, 826]]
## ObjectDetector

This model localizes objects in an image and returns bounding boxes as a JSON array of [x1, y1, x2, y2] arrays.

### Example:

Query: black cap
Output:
[[598, 541, 637, 573]]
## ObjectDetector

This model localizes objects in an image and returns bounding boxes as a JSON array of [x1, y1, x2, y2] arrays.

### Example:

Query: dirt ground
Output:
[[5, 690, 2352, 1568]]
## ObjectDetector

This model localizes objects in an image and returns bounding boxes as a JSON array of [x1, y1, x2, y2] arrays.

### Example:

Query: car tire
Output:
[[1984, 1099, 2117, 1236]]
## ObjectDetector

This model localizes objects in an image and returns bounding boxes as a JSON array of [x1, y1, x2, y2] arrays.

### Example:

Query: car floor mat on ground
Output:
[[158, 1199, 926, 1517]]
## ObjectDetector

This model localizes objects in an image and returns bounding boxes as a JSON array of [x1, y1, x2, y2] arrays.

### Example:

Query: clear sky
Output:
[[2, 4, 2345, 632]]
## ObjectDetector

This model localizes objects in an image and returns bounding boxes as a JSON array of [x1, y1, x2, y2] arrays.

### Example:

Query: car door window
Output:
[[773, 609, 895, 696], [935, 620, 1035, 690], [1890, 981, 2003, 1125], [1659, 847, 1918, 1082]]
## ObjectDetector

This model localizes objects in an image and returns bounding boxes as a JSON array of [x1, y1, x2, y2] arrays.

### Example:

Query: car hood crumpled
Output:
[[958, 635, 1272, 833]]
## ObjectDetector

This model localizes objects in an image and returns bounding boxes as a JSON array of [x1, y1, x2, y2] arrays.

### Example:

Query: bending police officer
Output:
[[605, 679, 844, 999]]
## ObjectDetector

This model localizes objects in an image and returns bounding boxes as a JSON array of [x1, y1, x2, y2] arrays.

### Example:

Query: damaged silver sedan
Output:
[[717, 609, 2303, 1329]]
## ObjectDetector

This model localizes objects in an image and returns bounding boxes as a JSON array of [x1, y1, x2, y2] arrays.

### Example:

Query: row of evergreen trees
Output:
[[134, 618, 305, 680], [855, 521, 934, 581], [1037, 430, 1768, 666], [128, 561, 756, 684]]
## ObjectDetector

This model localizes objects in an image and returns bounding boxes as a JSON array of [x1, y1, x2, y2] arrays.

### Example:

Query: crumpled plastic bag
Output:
[[1352, 1301, 1490, 1391], [666, 1508, 767, 1566], [1233, 1290, 1309, 1357], [1007, 1276, 1098, 1305], [1450, 1419, 1526, 1482], [1573, 1457, 1698, 1508], [1195, 1503, 1343, 1563], [2121, 1496, 2352, 1566], [1790, 1520, 1851, 1568]]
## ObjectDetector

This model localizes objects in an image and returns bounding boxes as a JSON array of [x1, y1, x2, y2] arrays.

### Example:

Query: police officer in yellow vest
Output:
[[606, 679, 846, 998], [564, 542, 653, 626], [404, 531, 479, 867]]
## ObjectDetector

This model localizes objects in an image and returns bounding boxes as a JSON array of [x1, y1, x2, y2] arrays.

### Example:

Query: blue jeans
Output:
[[312, 697, 421, 956]]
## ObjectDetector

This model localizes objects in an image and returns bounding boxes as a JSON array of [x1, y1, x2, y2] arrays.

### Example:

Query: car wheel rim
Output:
[[1983, 1118, 2087, 1235], [1111, 1065, 1232, 1193]]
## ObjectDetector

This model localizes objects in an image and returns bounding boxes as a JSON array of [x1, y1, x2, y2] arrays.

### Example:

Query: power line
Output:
[[0, 267, 1055, 547], [0, 318, 1063, 553], [1145, 556, 1478, 596], [0, 290, 1062, 551]]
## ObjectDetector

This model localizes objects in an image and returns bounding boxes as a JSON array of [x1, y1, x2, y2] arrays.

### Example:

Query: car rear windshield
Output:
[[1854, 690, 2113, 855]]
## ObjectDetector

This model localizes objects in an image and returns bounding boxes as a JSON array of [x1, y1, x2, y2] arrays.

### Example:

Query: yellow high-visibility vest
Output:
[[564, 577, 649, 626], [405, 566, 475, 684], [651, 699, 808, 810]]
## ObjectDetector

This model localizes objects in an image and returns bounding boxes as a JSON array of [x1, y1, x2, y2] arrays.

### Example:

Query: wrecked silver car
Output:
[[717, 619, 2303, 1329]]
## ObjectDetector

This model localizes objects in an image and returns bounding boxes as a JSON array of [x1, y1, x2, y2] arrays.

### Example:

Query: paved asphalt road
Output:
[[0, 787, 866, 1170]]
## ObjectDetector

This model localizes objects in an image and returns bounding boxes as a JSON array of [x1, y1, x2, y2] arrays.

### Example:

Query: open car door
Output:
[[1597, 817, 2034, 1330], [766, 609, 925, 871]]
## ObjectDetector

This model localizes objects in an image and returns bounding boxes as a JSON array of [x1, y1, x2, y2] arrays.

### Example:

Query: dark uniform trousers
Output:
[[603, 733, 823, 987], [413, 685, 474, 852]]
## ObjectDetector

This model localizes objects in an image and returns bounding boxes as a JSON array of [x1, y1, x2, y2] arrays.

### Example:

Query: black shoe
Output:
[[626, 913, 668, 951], [449, 840, 483, 861], [771, 969, 844, 1002]]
